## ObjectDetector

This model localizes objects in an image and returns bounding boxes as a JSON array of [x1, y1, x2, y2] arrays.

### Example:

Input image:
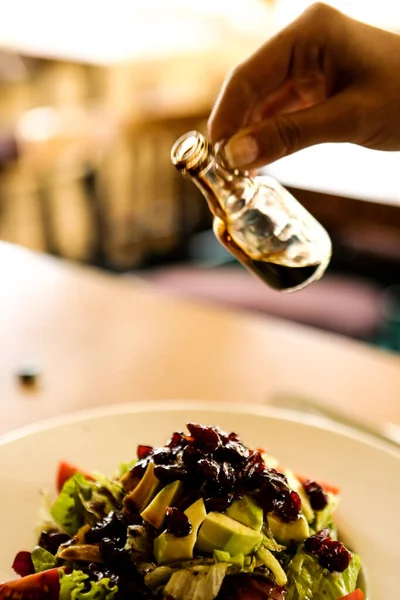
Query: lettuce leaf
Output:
[[31, 546, 57, 572], [286, 550, 361, 600], [164, 563, 228, 600], [59, 569, 118, 600], [262, 531, 286, 553], [256, 546, 287, 586], [313, 493, 339, 534], [51, 474, 86, 535], [91, 473, 124, 503], [51, 473, 123, 536]]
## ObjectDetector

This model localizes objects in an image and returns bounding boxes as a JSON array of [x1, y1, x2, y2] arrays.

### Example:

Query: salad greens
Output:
[[31, 546, 57, 572], [59, 570, 118, 600], [3, 423, 364, 600], [286, 552, 362, 600], [50, 473, 123, 536]]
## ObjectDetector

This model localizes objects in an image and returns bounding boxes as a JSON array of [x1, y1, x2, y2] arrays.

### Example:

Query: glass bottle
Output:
[[171, 130, 332, 292]]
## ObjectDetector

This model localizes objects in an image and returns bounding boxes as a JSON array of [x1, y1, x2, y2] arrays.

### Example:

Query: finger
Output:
[[223, 91, 363, 168], [291, 42, 327, 106], [208, 3, 341, 145], [251, 83, 309, 123], [208, 28, 295, 144]]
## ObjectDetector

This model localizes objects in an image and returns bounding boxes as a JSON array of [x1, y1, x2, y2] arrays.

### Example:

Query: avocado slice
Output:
[[196, 512, 263, 556], [268, 513, 309, 544], [154, 498, 206, 564], [284, 469, 315, 523], [213, 550, 245, 568], [123, 462, 160, 514], [141, 480, 184, 529], [226, 495, 263, 531]]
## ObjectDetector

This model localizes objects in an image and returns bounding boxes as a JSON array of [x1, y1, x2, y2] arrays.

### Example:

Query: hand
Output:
[[208, 3, 400, 169]]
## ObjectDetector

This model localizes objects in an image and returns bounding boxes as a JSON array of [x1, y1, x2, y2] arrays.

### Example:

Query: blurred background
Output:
[[1, 0, 400, 352]]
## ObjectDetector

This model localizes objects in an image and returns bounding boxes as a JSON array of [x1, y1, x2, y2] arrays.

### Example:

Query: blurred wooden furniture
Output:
[[1, 241, 400, 437]]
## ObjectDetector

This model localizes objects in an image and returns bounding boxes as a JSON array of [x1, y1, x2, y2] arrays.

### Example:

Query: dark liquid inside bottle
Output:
[[215, 221, 321, 291], [249, 260, 321, 291]]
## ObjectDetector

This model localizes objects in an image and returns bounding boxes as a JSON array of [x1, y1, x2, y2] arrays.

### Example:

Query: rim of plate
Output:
[[0, 399, 399, 462]]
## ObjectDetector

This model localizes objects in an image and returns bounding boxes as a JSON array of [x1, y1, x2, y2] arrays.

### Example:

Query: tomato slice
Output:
[[0, 568, 60, 599], [56, 460, 93, 492], [340, 590, 364, 600]]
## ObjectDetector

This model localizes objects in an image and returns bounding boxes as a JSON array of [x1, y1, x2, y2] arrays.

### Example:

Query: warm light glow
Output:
[[0, 0, 270, 64], [18, 107, 61, 142], [274, 0, 400, 30]]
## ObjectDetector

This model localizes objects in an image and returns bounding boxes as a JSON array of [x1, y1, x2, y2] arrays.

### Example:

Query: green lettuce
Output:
[[31, 546, 57, 572], [91, 472, 124, 502], [313, 493, 339, 534], [286, 550, 361, 600], [51, 474, 86, 535], [256, 545, 287, 586], [59, 569, 118, 600], [164, 563, 229, 600], [51, 473, 123, 536]]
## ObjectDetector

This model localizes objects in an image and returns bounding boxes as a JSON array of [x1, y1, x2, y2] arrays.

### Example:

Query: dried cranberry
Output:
[[215, 441, 249, 466], [137, 445, 153, 460], [217, 574, 285, 600], [218, 462, 236, 488], [255, 488, 275, 514], [304, 528, 330, 553], [165, 507, 192, 537], [198, 458, 220, 481], [242, 452, 266, 490], [167, 432, 186, 450], [304, 529, 352, 573], [260, 470, 288, 497], [273, 490, 302, 523], [216, 428, 230, 444], [99, 538, 117, 560], [104, 547, 133, 573], [200, 478, 221, 498], [302, 480, 328, 511], [38, 530, 71, 555], [154, 464, 187, 484], [319, 540, 351, 572], [87, 563, 120, 586], [152, 448, 172, 465], [187, 423, 221, 452], [86, 511, 127, 545], [181, 445, 204, 468], [204, 494, 234, 512]]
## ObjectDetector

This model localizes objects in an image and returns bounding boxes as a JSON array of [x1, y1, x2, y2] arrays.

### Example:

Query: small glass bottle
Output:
[[171, 131, 332, 292]]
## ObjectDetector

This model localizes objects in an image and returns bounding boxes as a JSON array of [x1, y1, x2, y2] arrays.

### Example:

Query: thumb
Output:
[[223, 93, 363, 168]]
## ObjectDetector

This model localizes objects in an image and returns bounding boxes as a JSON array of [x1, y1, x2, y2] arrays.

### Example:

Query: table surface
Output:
[[1, 241, 400, 436]]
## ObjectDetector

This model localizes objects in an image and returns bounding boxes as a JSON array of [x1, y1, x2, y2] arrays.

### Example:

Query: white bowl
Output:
[[1, 400, 398, 599]]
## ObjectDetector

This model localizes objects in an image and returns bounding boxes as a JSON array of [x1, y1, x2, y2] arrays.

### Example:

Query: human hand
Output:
[[208, 3, 400, 169]]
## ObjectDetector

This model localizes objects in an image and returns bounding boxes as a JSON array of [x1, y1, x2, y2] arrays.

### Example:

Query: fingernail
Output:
[[224, 135, 259, 168]]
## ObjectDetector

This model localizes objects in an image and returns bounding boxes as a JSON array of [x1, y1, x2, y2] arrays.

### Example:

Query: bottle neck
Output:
[[171, 131, 254, 220], [189, 159, 231, 220]]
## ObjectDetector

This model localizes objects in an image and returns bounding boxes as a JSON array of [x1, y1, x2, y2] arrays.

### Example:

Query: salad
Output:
[[3, 423, 364, 599]]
